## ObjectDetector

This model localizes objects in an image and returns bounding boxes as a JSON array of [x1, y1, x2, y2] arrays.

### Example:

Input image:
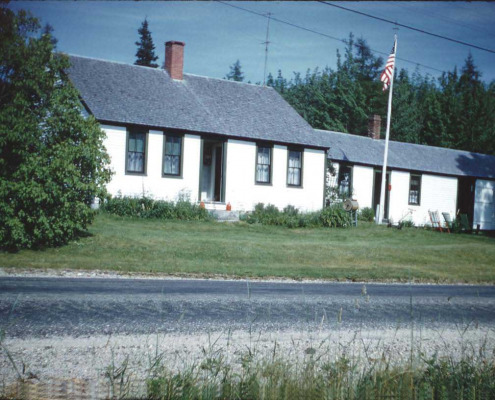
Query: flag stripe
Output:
[[380, 43, 396, 91]]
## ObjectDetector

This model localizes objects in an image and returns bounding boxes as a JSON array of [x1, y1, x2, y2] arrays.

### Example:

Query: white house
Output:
[[316, 116, 495, 230], [67, 41, 328, 212], [67, 41, 495, 229]]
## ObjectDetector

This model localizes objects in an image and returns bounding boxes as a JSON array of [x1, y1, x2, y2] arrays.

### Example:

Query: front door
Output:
[[373, 170, 391, 221], [200, 139, 225, 202]]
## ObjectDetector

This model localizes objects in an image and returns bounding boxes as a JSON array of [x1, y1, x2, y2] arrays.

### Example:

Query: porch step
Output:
[[209, 210, 240, 222], [203, 202, 227, 211]]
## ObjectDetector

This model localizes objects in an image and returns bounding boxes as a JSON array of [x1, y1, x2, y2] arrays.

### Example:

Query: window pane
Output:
[[127, 131, 146, 173], [129, 137, 136, 152], [288, 167, 301, 186], [164, 155, 180, 175], [409, 175, 421, 204], [289, 151, 301, 168], [258, 147, 270, 165], [338, 165, 352, 196], [135, 136, 144, 153], [164, 136, 181, 175], [257, 164, 269, 183], [256, 147, 271, 183], [128, 151, 144, 173]]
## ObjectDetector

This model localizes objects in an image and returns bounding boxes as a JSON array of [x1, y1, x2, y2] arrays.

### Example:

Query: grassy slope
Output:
[[1, 213, 494, 283]]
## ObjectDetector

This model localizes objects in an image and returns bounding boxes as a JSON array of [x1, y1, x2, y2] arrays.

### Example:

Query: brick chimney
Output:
[[165, 41, 185, 80], [367, 114, 381, 139]]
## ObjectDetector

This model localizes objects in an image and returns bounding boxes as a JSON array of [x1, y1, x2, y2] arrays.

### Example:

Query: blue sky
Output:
[[9, 1, 495, 83]]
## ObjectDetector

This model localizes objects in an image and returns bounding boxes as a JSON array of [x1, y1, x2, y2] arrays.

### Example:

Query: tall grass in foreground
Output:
[[144, 355, 495, 400]]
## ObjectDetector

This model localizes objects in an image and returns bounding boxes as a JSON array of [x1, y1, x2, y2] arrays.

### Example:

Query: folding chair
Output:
[[428, 210, 443, 232], [441, 212, 452, 234]]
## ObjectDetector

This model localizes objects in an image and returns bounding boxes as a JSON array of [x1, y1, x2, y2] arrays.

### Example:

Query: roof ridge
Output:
[[67, 54, 272, 90], [67, 53, 170, 74], [184, 72, 273, 89]]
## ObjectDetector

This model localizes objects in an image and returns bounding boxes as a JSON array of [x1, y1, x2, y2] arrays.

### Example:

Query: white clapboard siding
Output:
[[225, 140, 326, 212], [102, 125, 201, 202]]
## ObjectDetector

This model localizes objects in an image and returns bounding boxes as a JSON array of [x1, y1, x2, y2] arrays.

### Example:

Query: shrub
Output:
[[101, 195, 210, 221], [319, 205, 352, 228], [358, 207, 375, 222], [245, 203, 351, 229], [399, 219, 415, 228]]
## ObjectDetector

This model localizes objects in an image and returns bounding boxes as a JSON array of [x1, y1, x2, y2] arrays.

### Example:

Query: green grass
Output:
[[144, 357, 495, 400], [1, 212, 494, 283]]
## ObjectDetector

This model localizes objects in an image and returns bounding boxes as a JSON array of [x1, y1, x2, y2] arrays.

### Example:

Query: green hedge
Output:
[[101, 196, 211, 221], [242, 203, 351, 228]]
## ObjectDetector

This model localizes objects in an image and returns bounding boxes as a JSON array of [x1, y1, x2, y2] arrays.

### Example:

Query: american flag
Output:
[[380, 42, 396, 91]]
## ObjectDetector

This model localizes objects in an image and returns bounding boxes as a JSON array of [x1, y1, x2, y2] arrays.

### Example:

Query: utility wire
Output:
[[215, 0, 445, 73], [318, 1, 495, 55], [393, 3, 495, 39]]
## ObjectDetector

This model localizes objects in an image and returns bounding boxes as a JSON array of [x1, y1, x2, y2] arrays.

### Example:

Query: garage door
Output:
[[474, 180, 495, 230]]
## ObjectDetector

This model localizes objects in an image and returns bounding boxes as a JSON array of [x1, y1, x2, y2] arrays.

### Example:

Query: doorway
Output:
[[200, 139, 225, 202], [373, 170, 391, 221], [457, 176, 475, 223]]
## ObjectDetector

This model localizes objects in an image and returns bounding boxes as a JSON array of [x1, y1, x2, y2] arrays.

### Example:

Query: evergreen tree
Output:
[[334, 37, 368, 134], [225, 60, 244, 82], [456, 53, 487, 152], [266, 72, 275, 87], [391, 69, 421, 144], [353, 37, 386, 119], [417, 76, 447, 147], [0, 7, 112, 250], [134, 18, 158, 68]]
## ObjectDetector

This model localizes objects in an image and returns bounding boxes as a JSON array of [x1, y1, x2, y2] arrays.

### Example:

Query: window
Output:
[[338, 164, 352, 197], [163, 134, 182, 176], [126, 130, 147, 174], [256, 145, 271, 184], [409, 174, 421, 205], [287, 149, 303, 187]]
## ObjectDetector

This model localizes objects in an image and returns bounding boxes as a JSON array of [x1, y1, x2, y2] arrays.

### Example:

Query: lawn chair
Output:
[[441, 212, 452, 234], [459, 213, 472, 233], [428, 210, 443, 232]]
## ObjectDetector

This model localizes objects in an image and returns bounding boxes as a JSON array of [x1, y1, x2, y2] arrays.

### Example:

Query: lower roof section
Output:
[[316, 129, 495, 180]]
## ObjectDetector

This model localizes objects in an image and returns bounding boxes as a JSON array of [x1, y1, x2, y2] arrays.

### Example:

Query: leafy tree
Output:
[[225, 60, 244, 82], [134, 18, 158, 68], [0, 7, 112, 250]]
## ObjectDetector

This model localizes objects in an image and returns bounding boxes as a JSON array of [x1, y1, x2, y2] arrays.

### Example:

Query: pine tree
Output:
[[456, 54, 487, 152], [134, 18, 158, 68], [392, 69, 421, 144], [225, 60, 244, 82]]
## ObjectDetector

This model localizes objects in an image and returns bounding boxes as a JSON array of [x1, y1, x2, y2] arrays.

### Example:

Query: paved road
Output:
[[1, 277, 494, 338]]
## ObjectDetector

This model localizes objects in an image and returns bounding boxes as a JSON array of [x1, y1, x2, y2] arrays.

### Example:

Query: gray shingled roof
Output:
[[67, 55, 327, 148], [316, 129, 495, 179]]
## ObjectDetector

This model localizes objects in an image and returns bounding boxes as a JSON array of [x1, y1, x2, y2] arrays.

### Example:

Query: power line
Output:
[[318, 1, 495, 55], [393, 3, 495, 39], [215, 0, 445, 74]]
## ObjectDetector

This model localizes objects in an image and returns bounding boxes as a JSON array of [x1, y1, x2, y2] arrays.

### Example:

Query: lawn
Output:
[[1, 213, 494, 283]]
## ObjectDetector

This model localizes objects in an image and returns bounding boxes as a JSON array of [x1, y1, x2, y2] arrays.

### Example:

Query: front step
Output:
[[209, 210, 240, 222], [202, 201, 227, 211]]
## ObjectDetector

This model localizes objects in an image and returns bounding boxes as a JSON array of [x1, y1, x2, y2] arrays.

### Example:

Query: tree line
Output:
[[218, 35, 495, 156], [264, 35, 495, 156]]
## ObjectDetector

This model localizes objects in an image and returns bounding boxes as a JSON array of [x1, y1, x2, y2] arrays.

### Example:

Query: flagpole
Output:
[[376, 34, 397, 224]]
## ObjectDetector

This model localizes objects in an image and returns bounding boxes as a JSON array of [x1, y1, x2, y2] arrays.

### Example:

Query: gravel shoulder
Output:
[[2, 326, 494, 386]]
